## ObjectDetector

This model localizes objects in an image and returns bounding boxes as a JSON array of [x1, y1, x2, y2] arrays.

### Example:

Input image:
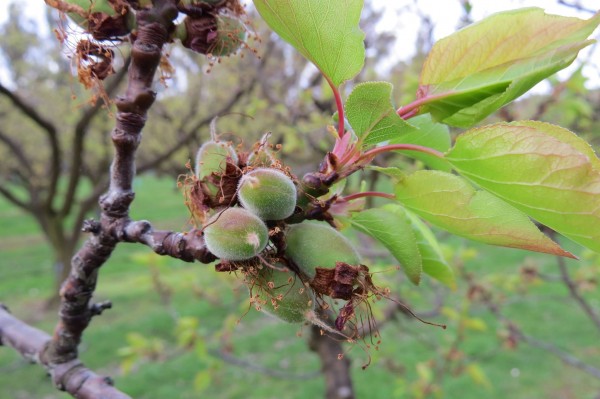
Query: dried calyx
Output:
[[176, 12, 246, 57], [62, 0, 135, 40]]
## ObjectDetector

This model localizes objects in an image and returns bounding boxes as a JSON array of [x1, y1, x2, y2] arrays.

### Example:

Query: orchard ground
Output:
[[0, 176, 598, 399]]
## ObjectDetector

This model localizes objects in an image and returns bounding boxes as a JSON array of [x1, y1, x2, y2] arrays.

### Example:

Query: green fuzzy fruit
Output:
[[210, 15, 246, 56], [286, 222, 360, 278], [238, 168, 297, 221], [252, 265, 314, 323], [204, 207, 268, 260], [195, 140, 238, 179]]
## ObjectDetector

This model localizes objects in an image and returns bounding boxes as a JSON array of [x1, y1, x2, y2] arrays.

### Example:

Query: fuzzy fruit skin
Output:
[[195, 140, 238, 179], [285, 222, 360, 278], [211, 15, 246, 56], [253, 265, 314, 323], [204, 207, 268, 261], [237, 168, 297, 221]]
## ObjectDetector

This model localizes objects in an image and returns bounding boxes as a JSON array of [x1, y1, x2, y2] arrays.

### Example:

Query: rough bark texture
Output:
[[0, 305, 131, 399], [0, 2, 185, 397], [43, 6, 177, 366]]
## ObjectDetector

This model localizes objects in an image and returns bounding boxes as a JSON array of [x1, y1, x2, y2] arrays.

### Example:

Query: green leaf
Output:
[[350, 207, 422, 284], [367, 165, 406, 181], [403, 209, 455, 288], [345, 81, 418, 146], [253, 0, 365, 87], [395, 170, 574, 258], [417, 8, 600, 127], [446, 121, 600, 253], [389, 114, 452, 171], [345, 82, 450, 169]]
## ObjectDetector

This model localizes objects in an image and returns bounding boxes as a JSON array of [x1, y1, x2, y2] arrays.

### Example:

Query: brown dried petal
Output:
[[311, 267, 335, 296], [329, 281, 354, 300], [88, 12, 131, 40], [215, 261, 238, 272], [181, 15, 218, 55], [333, 262, 359, 285]]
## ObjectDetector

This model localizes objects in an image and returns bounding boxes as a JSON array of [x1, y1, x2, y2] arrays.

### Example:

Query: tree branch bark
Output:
[[43, 5, 177, 365], [556, 255, 600, 333], [309, 325, 355, 399], [60, 58, 131, 219], [0, 304, 131, 399]]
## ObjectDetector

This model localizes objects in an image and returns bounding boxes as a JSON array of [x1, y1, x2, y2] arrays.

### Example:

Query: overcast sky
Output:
[[0, 0, 598, 88]]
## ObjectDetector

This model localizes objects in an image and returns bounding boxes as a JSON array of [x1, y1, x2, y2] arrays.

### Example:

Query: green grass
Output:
[[1, 176, 599, 399]]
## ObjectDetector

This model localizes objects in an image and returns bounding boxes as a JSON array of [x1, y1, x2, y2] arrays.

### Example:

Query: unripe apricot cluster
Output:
[[194, 139, 361, 324], [196, 140, 297, 261]]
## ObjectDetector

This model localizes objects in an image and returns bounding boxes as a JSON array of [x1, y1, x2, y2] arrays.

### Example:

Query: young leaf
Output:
[[344, 82, 451, 169], [253, 0, 365, 87], [403, 208, 455, 289], [395, 170, 574, 258], [415, 8, 600, 127], [446, 121, 600, 253], [345, 81, 418, 146], [350, 206, 422, 285]]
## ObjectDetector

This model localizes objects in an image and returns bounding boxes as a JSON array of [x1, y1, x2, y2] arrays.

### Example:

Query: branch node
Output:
[[82, 219, 101, 234], [90, 301, 113, 317]]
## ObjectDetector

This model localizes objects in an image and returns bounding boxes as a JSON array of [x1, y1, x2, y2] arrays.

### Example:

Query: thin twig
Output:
[[556, 255, 600, 332]]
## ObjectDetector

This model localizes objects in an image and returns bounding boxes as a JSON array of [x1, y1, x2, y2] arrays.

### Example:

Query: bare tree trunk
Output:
[[309, 325, 355, 399]]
